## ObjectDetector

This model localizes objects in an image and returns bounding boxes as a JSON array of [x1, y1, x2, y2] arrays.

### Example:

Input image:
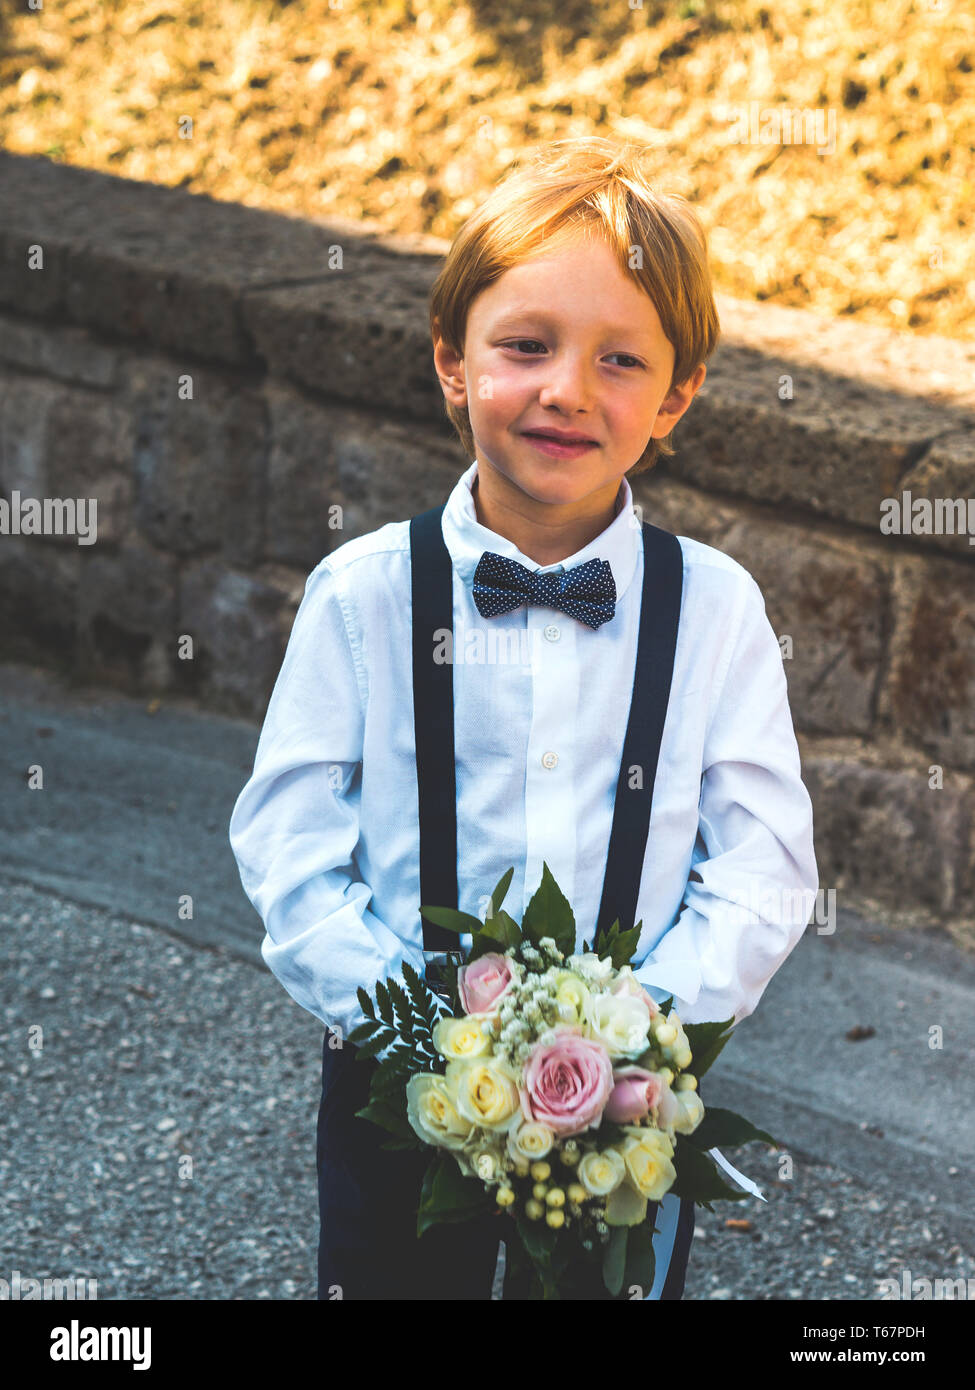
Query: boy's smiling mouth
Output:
[[521, 427, 600, 457]]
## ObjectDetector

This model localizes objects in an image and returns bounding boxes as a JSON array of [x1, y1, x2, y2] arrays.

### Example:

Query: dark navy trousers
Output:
[[316, 1030, 501, 1300]]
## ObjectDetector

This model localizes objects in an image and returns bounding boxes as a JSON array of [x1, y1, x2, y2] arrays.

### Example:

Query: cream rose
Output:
[[552, 971, 592, 1025], [609, 966, 661, 1019], [474, 1150, 501, 1182], [447, 1057, 521, 1132], [507, 1121, 556, 1163], [433, 1014, 494, 1061], [577, 1148, 626, 1197], [671, 1088, 704, 1135], [617, 1127, 677, 1201], [406, 1073, 475, 1150], [586, 993, 652, 1059]]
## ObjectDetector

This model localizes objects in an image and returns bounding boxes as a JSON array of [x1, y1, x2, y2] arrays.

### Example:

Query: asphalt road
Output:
[[1, 660, 973, 1301]]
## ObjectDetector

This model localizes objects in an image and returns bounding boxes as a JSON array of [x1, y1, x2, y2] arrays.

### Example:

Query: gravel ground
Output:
[[1, 875, 972, 1302]]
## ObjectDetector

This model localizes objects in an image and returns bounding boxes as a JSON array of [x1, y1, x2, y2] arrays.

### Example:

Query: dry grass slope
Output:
[[1, 0, 971, 339]]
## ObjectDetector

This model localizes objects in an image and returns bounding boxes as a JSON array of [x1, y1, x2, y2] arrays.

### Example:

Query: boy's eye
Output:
[[504, 340, 643, 369]]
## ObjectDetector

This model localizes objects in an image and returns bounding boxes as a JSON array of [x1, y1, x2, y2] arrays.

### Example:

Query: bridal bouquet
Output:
[[348, 865, 776, 1299]]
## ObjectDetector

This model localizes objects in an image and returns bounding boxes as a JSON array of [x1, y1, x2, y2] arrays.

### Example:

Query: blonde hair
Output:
[[429, 137, 719, 478]]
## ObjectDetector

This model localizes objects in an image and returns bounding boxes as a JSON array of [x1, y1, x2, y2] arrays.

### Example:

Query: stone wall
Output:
[[1, 152, 974, 941]]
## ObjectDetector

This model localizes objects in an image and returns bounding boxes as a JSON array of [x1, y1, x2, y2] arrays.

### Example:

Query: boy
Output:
[[228, 137, 818, 1301]]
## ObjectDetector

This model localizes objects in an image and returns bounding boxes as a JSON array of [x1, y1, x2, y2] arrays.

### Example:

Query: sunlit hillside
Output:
[[1, 0, 971, 338]]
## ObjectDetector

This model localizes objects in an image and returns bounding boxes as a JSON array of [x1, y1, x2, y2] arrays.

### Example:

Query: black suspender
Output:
[[409, 506, 461, 953], [595, 513, 684, 941], [409, 503, 683, 950]]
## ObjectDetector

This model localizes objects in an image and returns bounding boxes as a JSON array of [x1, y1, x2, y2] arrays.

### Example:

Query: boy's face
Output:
[[434, 234, 706, 514]]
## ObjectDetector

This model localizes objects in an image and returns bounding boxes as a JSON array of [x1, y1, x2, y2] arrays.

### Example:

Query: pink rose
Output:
[[604, 1066, 664, 1125], [521, 1028, 615, 1136], [457, 952, 514, 1015]]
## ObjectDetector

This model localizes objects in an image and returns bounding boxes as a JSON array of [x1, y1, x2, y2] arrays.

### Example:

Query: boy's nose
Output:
[[536, 354, 598, 413]]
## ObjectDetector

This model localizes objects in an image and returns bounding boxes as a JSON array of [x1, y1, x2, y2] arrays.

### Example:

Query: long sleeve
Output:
[[634, 573, 818, 1026], [228, 559, 427, 1041]]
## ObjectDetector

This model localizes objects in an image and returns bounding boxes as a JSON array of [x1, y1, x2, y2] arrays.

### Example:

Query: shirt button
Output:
[[543, 624, 561, 642], [541, 751, 559, 770]]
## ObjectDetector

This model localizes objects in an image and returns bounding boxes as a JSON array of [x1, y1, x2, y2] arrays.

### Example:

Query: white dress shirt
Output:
[[229, 459, 818, 1049]]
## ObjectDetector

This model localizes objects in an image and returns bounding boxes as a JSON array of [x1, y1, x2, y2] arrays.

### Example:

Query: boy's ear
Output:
[[649, 362, 707, 439], [432, 320, 468, 407]]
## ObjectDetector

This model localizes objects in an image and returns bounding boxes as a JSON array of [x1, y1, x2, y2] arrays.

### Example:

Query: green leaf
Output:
[[385, 976, 416, 1041], [609, 926, 643, 969], [403, 962, 441, 1029], [372, 1062, 416, 1099], [475, 916, 508, 944], [354, 1032, 394, 1061], [591, 917, 644, 969], [353, 1099, 415, 1141], [418, 904, 485, 936], [687, 1106, 779, 1150], [470, 908, 521, 958], [521, 862, 576, 956], [374, 980, 396, 1030], [623, 1218, 656, 1299], [416, 1154, 495, 1236], [488, 867, 515, 918], [513, 1213, 560, 1268], [602, 1226, 628, 1297], [346, 1018, 380, 1044], [683, 1018, 735, 1078], [670, 1135, 750, 1208], [355, 986, 377, 1021], [511, 1213, 571, 1300]]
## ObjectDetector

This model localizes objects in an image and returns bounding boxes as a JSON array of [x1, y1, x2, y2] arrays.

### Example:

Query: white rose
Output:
[[578, 1148, 626, 1196], [570, 953, 615, 985], [433, 1014, 494, 1061], [507, 1121, 556, 1163], [406, 1074, 475, 1150], [586, 993, 652, 1059]]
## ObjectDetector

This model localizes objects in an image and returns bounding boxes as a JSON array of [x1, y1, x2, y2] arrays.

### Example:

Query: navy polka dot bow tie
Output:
[[471, 551, 617, 630]]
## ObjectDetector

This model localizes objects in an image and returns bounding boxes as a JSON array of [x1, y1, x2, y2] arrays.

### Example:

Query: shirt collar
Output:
[[441, 459, 641, 602]]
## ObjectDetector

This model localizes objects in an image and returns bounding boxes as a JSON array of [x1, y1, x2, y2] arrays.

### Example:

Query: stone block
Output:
[[0, 536, 79, 668], [631, 471, 743, 547], [892, 430, 975, 560], [802, 749, 970, 922], [76, 538, 178, 691], [0, 151, 407, 366], [1, 374, 132, 546], [720, 519, 888, 737], [882, 553, 975, 771], [664, 344, 954, 534], [331, 417, 466, 542], [243, 260, 443, 421], [124, 357, 266, 563], [177, 560, 306, 717], [263, 384, 341, 570], [0, 313, 118, 389]]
